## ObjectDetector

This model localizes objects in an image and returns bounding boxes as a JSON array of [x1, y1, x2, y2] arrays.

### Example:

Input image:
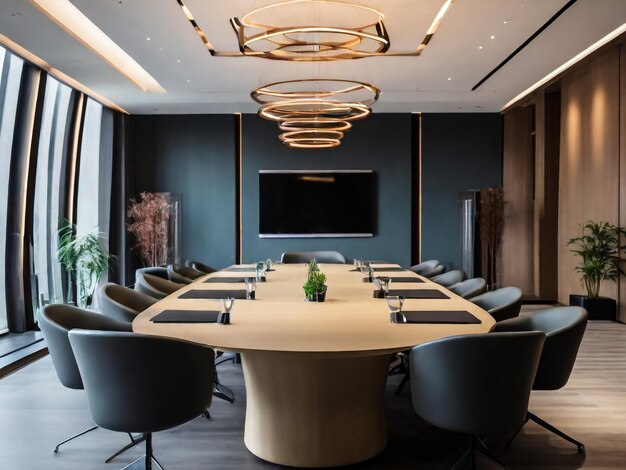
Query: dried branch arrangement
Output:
[[479, 187, 505, 289], [127, 192, 171, 267]]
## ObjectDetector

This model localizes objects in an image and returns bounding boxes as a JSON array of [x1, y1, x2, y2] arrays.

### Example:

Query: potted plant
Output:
[[58, 221, 113, 308], [567, 221, 626, 321], [303, 259, 328, 302]]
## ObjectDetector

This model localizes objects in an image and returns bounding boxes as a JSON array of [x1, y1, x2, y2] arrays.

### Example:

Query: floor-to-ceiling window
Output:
[[0, 49, 24, 334], [33, 76, 72, 310]]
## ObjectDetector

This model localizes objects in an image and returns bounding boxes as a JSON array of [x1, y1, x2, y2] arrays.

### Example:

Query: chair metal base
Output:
[[121, 433, 163, 470], [105, 433, 147, 463], [54, 424, 98, 453], [213, 369, 235, 403], [528, 411, 585, 454], [452, 435, 507, 470]]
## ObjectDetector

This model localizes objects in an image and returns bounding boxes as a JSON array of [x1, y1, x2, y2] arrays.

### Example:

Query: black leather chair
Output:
[[38, 304, 141, 462], [431, 269, 466, 287], [409, 259, 439, 275], [135, 273, 185, 300], [99, 283, 157, 325], [185, 259, 217, 274], [448, 278, 487, 299], [69, 330, 215, 470], [494, 307, 588, 453], [470, 286, 523, 322], [168, 264, 204, 282], [422, 264, 445, 278], [281, 250, 346, 264], [410, 331, 546, 468]]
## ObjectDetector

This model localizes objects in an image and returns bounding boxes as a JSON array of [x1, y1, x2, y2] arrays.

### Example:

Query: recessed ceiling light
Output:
[[146, 36, 151, 41], [478, 45, 483, 50], [503, 21, 508, 24], [490, 35, 495, 39], [447, 77, 452, 81], [177, 59, 181, 63], [29, 0, 164, 93]]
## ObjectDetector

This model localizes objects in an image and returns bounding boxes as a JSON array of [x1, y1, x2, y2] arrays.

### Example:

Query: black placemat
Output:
[[387, 276, 424, 283], [386, 289, 450, 299], [224, 267, 256, 273], [391, 310, 480, 324], [151, 310, 220, 323], [373, 267, 407, 272], [204, 277, 246, 283], [178, 289, 247, 299]]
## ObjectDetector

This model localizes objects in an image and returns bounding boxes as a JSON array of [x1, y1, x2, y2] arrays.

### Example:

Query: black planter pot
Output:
[[569, 295, 616, 321], [306, 291, 327, 302]]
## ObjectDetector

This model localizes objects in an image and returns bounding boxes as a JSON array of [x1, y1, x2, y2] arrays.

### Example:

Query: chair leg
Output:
[[213, 370, 235, 403], [528, 411, 585, 454], [395, 372, 410, 395], [105, 433, 147, 463], [202, 410, 211, 420], [53, 424, 98, 453], [505, 413, 530, 448], [475, 435, 507, 469], [215, 352, 237, 366], [121, 433, 164, 470]]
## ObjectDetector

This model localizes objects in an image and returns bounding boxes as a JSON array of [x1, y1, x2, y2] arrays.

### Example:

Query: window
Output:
[[0, 50, 24, 333], [33, 76, 72, 309]]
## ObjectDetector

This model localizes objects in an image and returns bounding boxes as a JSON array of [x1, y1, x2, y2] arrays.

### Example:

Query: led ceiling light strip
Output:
[[0, 33, 127, 113], [30, 0, 165, 93], [174, 0, 454, 60], [502, 22, 626, 111]]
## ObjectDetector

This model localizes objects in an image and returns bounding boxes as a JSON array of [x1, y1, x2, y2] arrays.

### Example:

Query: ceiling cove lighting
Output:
[[252, 79, 380, 148], [29, 0, 165, 93], [175, 0, 455, 60], [0, 33, 127, 113], [502, 22, 626, 111]]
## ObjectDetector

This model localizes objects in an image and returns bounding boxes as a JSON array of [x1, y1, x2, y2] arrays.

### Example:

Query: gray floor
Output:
[[0, 310, 623, 469]]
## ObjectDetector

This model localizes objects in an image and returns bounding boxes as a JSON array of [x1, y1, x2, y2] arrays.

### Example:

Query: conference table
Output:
[[133, 263, 495, 468]]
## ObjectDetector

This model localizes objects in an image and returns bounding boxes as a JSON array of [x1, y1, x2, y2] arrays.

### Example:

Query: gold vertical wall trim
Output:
[[235, 112, 243, 264], [67, 93, 84, 223]]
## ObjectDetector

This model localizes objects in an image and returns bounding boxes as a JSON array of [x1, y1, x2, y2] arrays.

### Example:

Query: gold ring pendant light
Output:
[[252, 79, 380, 148]]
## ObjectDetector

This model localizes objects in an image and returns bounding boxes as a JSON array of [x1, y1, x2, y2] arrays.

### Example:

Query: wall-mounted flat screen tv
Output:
[[259, 170, 375, 238]]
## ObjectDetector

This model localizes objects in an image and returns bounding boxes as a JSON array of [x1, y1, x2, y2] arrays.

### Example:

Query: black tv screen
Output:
[[259, 170, 375, 238]]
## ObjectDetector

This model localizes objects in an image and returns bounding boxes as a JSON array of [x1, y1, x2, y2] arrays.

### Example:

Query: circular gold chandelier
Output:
[[232, 0, 390, 61], [253, 79, 380, 149]]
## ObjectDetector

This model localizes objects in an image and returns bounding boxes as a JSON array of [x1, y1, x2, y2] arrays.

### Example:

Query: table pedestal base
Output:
[[241, 352, 390, 468]]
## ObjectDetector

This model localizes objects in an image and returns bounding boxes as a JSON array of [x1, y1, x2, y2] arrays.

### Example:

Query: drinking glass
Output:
[[266, 258, 272, 270], [372, 276, 382, 289], [361, 264, 372, 280], [221, 297, 235, 314], [386, 295, 404, 314], [353, 258, 360, 269], [256, 262, 267, 281], [379, 277, 391, 295], [245, 277, 257, 299]]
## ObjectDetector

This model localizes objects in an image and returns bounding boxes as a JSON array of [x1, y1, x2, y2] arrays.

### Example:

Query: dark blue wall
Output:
[[129, 112, 502, 271], [241, 114, 413, 265], [421, 113, 503, 268], [129, 115, 237, 269]]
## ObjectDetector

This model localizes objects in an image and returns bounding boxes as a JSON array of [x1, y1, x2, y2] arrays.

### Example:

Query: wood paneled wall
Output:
[[502, 106, 535, 293], [558, 49, 620, 309]]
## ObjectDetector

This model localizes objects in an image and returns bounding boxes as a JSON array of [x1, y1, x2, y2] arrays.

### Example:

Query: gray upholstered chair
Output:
[[168, 264, 204, 281], [38, 304, 140, 462], [422, 264, 445, 278], [448, 278, 487, 299], [409, 259, 439, 275], [410, 331, 546, 468], [185, 260, 217, 274], [431, 269, 466, 287], [99, 283, 157, 325], [135, 267, 168, 283], [494, 307, 588, 453], [470, 286, 523, 322], [281, 250, 346, 264], [69, 330, 215, 470], [135, 273, 185, 300]]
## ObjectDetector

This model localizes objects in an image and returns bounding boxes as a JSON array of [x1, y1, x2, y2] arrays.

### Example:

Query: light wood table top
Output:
[[133, 263, 495, 356]]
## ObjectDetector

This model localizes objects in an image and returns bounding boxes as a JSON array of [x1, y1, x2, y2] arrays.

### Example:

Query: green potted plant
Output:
[[567, 221, 626, 320], [58, 221, 113, 308], [303, 259, 328, 302]]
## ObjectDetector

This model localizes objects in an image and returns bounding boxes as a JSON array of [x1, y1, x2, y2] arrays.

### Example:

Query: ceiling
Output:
[[1, 0, 625, 114]]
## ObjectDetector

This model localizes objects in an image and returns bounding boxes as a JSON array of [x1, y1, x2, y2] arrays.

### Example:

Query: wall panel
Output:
[[558, 49, 620, 305]]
